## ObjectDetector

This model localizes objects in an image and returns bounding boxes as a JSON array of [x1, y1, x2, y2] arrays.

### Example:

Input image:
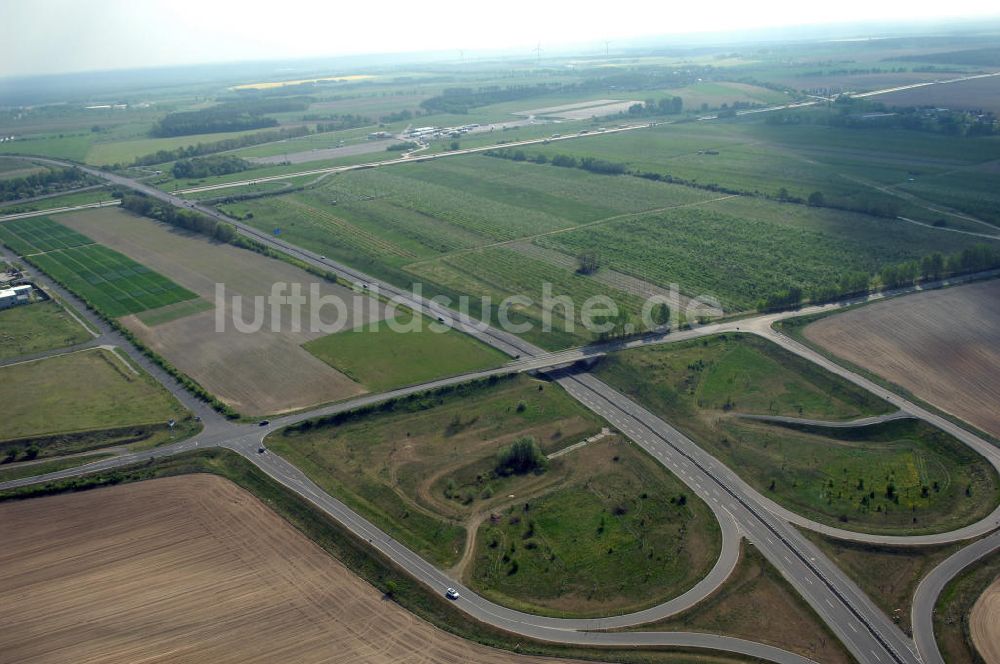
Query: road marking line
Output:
[[849, 623, 858, 633]]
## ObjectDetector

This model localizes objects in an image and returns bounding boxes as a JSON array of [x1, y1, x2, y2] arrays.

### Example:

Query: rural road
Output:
[[733, 410, 912, 428]]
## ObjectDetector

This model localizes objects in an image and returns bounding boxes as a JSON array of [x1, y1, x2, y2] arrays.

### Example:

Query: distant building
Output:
[[0, 284, 32, 309], [0, 289, 17, 309]]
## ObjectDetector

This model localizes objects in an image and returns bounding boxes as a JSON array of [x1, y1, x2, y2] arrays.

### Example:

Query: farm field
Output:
[[226, 150, 989, 324], [534, 195, 979, 311], [84, 126, 306, 166], [0, 474, 596, 664], [970, 577, 1000, 664], [0, 299, 91, 360], [1, 215, 201, 318], [657, 82, 789, 110], [56, 207, 394, 415], [517, 118, 1000, 226], [897, 169, 1000, 227], [225, 154, 717, 346], [872, 75, 1000, 113], [0, 156, 46, 180], [803, 280, 1000, 439], [593, 334, 1000, 534], [0, 215, 93, 254], [303, 315, 507, 391], [30, 243, 200, 317], [0, 132, 94, 162], [269, 374, 721, 616], [0, 347, 188, 448]]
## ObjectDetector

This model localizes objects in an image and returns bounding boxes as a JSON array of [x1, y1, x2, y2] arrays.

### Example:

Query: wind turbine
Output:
[[534, 42, 542, 65], [604, 40, 611, 57]]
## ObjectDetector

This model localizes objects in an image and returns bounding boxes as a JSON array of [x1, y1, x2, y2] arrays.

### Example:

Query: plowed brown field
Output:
[[804, 280, 1000, 438], [971, 577, 1000, 664], [0, 475, 591, 664]]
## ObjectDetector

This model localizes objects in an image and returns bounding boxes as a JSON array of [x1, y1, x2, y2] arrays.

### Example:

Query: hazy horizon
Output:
[[3, 0, 1000, 79]]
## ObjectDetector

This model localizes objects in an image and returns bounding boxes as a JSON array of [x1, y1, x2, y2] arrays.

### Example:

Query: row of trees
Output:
[[626, 96, 684, 117], [130, 126, 310, 167], [151, 96, 314, 137], [0, 166, 94, 202], [171, 155, 252, 179], [420, 84, 563, 115], [758, 244, 1000, 312], [312, 114, 371, 132], [488, 148, 908, 221], [486, 149, 627, 175], [767, 99, 998, 137], [120, 194, 237, 243]]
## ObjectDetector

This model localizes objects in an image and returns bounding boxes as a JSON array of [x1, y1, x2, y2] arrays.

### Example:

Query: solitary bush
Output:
[[495, 436, 547, 476]]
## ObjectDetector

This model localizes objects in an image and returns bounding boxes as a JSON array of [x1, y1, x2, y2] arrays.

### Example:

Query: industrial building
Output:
[[0, 284, 32, 309]]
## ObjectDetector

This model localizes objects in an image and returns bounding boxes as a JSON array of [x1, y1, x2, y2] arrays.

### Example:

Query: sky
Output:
[[2, 0, 999, 78]]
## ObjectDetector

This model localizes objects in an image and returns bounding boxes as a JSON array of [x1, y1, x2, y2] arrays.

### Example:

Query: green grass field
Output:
[[268, 374, 720, 615], [470, 436, 720, 616], [3, 216, 201, 318], [0, 133, 94, 162], [0, 216, 93, 254], [0, 300, 91, 360], [594, 334, 1000, 534], [29, 244, 199, 317], [516, 118, 1000, 227], [0, 188, 112, 213], [303, 315, 507, 391], [0, 348, 189, 444], [0, 452, 115, 482]]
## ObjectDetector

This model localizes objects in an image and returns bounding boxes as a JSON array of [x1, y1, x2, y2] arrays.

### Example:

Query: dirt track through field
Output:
[[970, 576, 1000, 664], [804, 280, 1000, 438], [0, 475, 594, 664]]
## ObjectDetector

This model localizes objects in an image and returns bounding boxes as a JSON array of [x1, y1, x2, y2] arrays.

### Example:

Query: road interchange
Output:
[[4, 135, 1000, 664]]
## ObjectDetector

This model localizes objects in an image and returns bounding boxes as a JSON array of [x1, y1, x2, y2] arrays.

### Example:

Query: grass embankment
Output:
[[0, 449, 757, 664], [594, 333, 1000, 535], [934, 548, 1000, 664], [269, 373, 721, 616], [0, 348, 196, 460], [0, 452, 115, 482], [0, 300, 91, 360], [303, 314, 508, 391]]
